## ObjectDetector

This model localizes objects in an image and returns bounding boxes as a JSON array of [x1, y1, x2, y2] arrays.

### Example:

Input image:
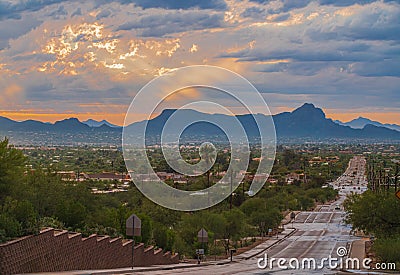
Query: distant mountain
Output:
[[0, 117, 119, 133], [125, 103, 400, 141], [82, 119, 120, 128], [335, 117, 400, 132], [1, 104, 399, 145]]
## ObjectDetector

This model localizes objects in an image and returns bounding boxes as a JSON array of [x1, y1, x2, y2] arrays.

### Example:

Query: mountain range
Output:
[[1, 103, 399, 144], [82, 119, 120, 128], [334, 117, 400, 132], [0, 117, 119, 133]]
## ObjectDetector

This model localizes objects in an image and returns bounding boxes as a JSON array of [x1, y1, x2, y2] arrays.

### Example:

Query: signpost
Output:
[[230, 249, 236, 262], [196, 249, 205, 255], [126, 214, 141, 269], [260, 221, 265, 239], [197, 228, 208, 264], [290, 212, 296, 228]]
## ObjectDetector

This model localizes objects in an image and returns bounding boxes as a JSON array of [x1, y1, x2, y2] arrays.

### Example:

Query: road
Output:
[[131, 156, 368, 275], [331, 155, 368, 196]]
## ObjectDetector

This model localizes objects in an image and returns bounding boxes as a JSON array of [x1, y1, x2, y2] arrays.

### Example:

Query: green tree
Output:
[[153, 222, 175, 251], [137, 213, 152, 245], [0, 138, 26, 199], [221, 209, 245, 252], [345, 191, 400, 238], [56, 201, 87, 228], [0, 213, 21, 242]]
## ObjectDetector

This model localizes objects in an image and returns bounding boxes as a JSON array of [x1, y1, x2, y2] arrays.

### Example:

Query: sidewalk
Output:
[[349, 239, 366, 260], [234, 227, 297, 260]]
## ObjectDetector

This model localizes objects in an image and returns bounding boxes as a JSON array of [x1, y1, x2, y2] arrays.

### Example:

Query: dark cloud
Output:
[[255, 61, 339, 76], [271, 13, 291, 22], [96, 9, 112, 20], [47, 5, 68, 19], [0, 0, 68, 20], [116, 11, 224, 36], [0, 16, 42, 50], [306, 5, 400, 42], [319, 0, 400, 7], [118, 0, 227, 10], [349, 60, 400, 77], [251, 0, 400, 11], [71, 7, 82, 17], [249, 0, 309, 12], [241, 7, 266, 18], [222, 46, 381, 63], [0, 0, 226, 22], [220, 0, 400, 80]]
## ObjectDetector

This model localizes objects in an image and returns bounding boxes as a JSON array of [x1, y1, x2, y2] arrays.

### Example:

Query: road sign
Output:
[[230, 249, 237, 262], [196, 249, 205, 255], [396, 190, 400, 200], [290, 212, 296, 220], [126, 214, 141, 236], [198, 228, 208, 243]]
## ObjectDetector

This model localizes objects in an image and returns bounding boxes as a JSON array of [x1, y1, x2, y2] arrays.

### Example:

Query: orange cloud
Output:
[[164, 87, 201, 102], [0, 84, 24, 107]]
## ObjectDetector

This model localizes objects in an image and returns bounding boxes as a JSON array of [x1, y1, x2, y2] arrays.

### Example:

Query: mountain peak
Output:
[[299, 103, 316, 109], [335, 116, 400, 132], [56, 117, 81, 123], [82, 119, 119, 128], [292, 103, 325, 119], [351, 117, 372, 123], [160, 109, 177, 116]]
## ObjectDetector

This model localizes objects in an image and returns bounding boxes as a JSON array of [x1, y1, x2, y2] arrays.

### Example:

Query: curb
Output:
[[92, 261, 233, 275], [243, 228, 298, 260]]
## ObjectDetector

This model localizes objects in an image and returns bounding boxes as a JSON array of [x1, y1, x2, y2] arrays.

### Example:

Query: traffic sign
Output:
[[396, 190, 400, 200], [198, 228, 208, 243], [196, 249, 204, 255], [126, 214, 141, 236]]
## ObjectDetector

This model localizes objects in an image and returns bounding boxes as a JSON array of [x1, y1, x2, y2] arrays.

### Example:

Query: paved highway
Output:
[[133, 156, 368, 275]]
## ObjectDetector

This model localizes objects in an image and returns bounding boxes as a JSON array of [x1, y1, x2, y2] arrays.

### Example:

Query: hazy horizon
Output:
[[1, 103, 399, 127]]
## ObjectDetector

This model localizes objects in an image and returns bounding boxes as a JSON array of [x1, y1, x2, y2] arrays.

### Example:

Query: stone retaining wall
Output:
[[0, 228, 179, 274]]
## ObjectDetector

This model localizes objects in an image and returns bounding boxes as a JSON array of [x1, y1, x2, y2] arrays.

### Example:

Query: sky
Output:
[[0, 0, 399, 125]]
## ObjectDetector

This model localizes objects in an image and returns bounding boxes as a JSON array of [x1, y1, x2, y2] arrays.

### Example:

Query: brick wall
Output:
[[0, 228, 179, 274]]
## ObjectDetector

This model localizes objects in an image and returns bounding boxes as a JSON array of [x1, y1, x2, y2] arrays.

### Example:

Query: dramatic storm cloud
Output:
[[0, 0, 399, 125]]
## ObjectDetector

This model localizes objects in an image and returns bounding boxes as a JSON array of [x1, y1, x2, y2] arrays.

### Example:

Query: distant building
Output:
[[57, 171, 76, 181], [83, 172, 130, 183], [285, 172, 305, 184]]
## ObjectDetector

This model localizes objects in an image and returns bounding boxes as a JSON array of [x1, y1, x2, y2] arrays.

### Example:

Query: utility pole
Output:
[[395, 163, 399, 192], [242, 179, 245, 198], [230, 170, 233, 210]]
